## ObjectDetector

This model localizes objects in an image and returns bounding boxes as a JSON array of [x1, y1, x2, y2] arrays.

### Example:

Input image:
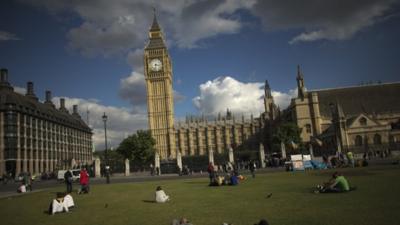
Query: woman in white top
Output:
[[49, 192, 69, 215], [63, 193, 75, 208], [155, 186, 170, 203]]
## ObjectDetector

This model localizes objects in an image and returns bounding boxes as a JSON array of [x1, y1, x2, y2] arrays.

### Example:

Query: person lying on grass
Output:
[[155, 186, 170, 203], [315, 171, 355, 193]]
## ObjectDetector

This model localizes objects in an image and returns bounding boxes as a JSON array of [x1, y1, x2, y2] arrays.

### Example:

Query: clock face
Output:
[[149, 59, 162, 72]]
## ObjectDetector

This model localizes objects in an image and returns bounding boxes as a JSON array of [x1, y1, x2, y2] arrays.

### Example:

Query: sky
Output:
[[1, 0, 400, 150]]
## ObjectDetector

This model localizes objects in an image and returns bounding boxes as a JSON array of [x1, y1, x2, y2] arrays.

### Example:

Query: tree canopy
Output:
[[116, 130, 156, 163], [272, 122, 303, 151]]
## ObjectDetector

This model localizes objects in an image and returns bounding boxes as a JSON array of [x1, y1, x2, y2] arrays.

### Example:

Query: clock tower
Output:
[[144, 12, 176, 160]]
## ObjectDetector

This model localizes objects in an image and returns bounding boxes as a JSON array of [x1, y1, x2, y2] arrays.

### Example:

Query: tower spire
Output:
[[296, 65, 306, 100], [150, 7, 161, 31], [265, 80, 272, 98]]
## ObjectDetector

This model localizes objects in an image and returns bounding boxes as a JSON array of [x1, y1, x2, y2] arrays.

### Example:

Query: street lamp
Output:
[[329, 103, 341, 154], [102, 112, 110, 184]]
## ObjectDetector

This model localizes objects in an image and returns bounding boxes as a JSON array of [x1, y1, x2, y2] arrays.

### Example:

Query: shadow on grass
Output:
[[142, 200, 156, 203], [310, 169, 375, 177], [183, 181, 207, 185]]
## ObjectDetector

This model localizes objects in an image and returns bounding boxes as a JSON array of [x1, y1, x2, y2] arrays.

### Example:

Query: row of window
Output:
[[4, 110, 90, 133], [354, 134, 382, 146]]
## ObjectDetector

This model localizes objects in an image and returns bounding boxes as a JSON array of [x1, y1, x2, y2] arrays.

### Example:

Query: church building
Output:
[[285, 66, 400, 156]]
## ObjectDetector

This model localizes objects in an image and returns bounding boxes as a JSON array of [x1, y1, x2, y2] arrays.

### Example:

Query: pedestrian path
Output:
[[0, 189, 44, 199]]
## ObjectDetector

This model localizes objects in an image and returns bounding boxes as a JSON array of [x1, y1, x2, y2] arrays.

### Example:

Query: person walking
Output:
[[78, 168, 90, 194], [64, 170, 73, 193], [207, 162, 215, 184], [23, 172, 32, 191], [249, 160, 256, 178]]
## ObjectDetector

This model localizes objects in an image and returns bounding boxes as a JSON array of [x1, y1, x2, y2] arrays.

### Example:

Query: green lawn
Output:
[[1, 166, 400, 225]]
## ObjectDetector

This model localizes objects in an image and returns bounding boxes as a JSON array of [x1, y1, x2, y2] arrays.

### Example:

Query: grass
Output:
[[1, 166, 400, 225]]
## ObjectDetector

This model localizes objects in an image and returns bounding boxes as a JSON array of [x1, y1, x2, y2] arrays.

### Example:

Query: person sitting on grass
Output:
[[155, 186, 170, 203], [229, 172, 238, 186], [315, 171, 353, 193], [48, 192, 69, 215], [17, 183, 26, 193], [63, 193, 75, 209]]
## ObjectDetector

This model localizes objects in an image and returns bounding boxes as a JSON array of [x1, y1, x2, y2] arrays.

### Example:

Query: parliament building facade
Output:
[[144, 14, 400, 161], [144, 15, 278, 160], [0, 69, 93, 176], [284, 66, 400, 156]]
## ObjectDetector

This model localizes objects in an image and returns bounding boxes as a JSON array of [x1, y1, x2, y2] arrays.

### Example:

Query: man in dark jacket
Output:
[[64, 170, 73, 193]]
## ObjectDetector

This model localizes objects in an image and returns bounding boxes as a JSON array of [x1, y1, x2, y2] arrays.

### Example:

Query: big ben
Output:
[[144, 12, 176, 160]]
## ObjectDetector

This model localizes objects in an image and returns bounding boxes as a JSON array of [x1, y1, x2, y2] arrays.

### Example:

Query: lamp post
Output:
[[329, 103, 341, 154], [102, 112, 110, 184]]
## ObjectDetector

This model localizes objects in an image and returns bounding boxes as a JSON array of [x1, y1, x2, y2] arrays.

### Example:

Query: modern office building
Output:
[[0, 68, 93, 176]]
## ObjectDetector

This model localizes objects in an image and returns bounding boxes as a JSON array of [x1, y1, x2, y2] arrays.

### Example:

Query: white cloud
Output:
[[13, 86, 26, 95], [170, 0, 256, 48], [271, 89, 297, 109], [0, 31, 21, 41], [251, 0, 398, 44], [21, 0, 256, 55], [193, 76, 264, 116], [193, 76, 297, 116], [119, 71, 147, 107], [52, 96, 147, 151]]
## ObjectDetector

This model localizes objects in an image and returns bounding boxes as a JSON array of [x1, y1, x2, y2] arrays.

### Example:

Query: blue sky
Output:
[[1, 0, 399, 149]]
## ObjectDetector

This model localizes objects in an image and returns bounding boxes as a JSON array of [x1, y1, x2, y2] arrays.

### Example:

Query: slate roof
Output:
[[311, 82, 400, 118], [0, 86, 91, 132]]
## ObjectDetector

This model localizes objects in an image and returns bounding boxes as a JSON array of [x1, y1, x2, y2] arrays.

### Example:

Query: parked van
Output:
[[57, 169, 81, 182]]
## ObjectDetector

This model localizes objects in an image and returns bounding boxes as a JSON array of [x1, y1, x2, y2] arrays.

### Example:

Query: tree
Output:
[[272, 122, 303, 153], [117, 130, 156, 164]]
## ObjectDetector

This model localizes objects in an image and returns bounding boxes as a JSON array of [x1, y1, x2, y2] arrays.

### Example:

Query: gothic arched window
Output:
[[305, 124, 311, 133], [355, 135, 363, 146], [359, 117, 367, 126], [389, 135, 395, 144], [373, 134, 382, 145]]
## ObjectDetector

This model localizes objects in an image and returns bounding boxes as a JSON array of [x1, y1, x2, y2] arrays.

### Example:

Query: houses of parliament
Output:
[[144, 14, 400, 161]]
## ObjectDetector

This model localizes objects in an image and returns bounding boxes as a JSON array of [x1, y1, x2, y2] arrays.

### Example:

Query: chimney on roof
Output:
[[60, 98, 65, 108], [44, 90, 55, 107], [27, 82, 34, 95], [1, 68, 8, 82], [72, 105, 81, 118], [0, 68, 13, 91], [26, 81, 38, 101], [59, 98, 68, 113], [45, 90, 52, 102]]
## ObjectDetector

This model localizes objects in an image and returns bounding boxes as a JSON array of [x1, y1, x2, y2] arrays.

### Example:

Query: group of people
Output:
[[322, 150, 370, 169], [47, 167, 90, 215], [207, 162, 250, 186], [17, 172, 33, 193], [64, 167, 90, 195]]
